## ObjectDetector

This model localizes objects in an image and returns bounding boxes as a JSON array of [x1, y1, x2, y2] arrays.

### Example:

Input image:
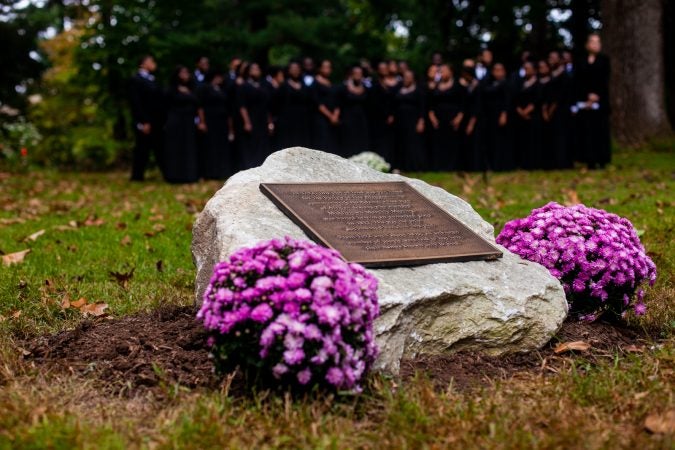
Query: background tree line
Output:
[[0, 0, 672, 169]]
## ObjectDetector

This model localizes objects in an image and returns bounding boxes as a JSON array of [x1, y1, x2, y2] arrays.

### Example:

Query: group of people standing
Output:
[[129, 34, 610, 183]]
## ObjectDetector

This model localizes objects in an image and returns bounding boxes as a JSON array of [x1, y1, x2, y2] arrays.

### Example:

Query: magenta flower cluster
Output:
[[496, 202, 656, 318], [197, 237, 380, 391]]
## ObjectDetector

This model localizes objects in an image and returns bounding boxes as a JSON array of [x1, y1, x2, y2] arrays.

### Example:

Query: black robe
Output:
[[393, 85, 427, 171], [478, 78, 514, 171], [513, 78, 542, 170], [197, 82, 234, 179], [274, 81, 312, 150], [163, 86, 199, 183], [129, 72, 165, 180], [311, 80, 339, 154], [368, 80, 398, 162], [460, 80, 482, 171], [574, 53, 611, 168], [338, 84, 369, 157], [428, 81, 466, 171], [236, 80, 272, 169], [541, 72, 573, 170]]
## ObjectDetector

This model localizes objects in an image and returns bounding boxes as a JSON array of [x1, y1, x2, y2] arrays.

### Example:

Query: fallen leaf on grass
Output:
[[59, 293, 71, 309], [624, 344, 644, 353], [2, 249, 30, 266], [83, 215, 105, 227], [553, 341, 591, 354], [156, 260, 163, 272], [563, 189, 581, 206], [116, 222, 127, 230], [23, 229, 45, 242], [80, 302, 108, 317], [144, 223, 166, 237], [70, 298, 87, 308], [11, 310, 21, 319], [120, 235, 132, 246], [109, 268, 134, 288], [644, 410, 675, 434]]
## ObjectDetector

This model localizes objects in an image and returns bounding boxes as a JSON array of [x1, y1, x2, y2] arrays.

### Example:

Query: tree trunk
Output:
[[601, 0, 672, 145]]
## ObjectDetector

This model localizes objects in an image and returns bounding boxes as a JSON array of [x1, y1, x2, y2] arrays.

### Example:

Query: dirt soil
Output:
[[23, 305, 650, 395]]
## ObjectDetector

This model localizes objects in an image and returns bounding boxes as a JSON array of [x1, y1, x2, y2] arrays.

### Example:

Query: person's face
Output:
[[481, 50, 493, 65], [462, 59, 475, 79], [249, 63, 261, 80], [586, 35, 601, 54], [427, 65, 436, 80], [398, 61, 409, 73], [302, 57, 315, 73], [431, 53, 442, 65], [179, 67, 191, 83], [377, 62, 388, 78], [288, 63, 301, 79], [351, 67, 363, 83], [523, 62, 535, 78], [521, 51, 531, 63], [492, 63, 505, 81], [197, 57, 209, 72], [547, 52, 561, 68], [538, 61, 550, 77], [562, 51, 572, 64], [388, 60, 398, 75], [403, 70, 414, 86], [319, 60, 332, 78], [440, 64, 452, 80], [230, 58, 241, 71], [212, 74, 224, 86], [143, 57, 157, 72]]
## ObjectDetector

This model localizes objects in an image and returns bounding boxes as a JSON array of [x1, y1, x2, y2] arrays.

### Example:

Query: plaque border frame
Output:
[[259, 181, 503, 267]]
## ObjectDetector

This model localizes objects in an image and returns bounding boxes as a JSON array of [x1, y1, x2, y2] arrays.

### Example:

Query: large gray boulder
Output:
[[192, 147, 568, 374]]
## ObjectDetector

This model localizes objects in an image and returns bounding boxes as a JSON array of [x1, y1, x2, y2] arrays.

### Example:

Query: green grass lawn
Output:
[[0, 141, 674, 449]]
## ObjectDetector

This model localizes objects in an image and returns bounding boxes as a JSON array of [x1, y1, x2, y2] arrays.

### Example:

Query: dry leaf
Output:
[[24, 229, 46, 242], [60, 293, 71, 309], [116, 222, 127, 230], [553, 341, 591, 354], [11, 310, 21, 319], [0, 314, 5, 322], [2, 249, 30, 266], [83, 215, 105, 227], [80, 302, 108, 317], [156, 260, 164, 272], [70, 298, 87, 309], [109, 268, 134, 288], [563, 189, 581, 206], [120, 235, 132, 246], [624, 344, 644, 353], [644, 410, 675, 434]]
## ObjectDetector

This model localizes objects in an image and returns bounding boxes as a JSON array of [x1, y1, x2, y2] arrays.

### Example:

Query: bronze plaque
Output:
[[259, 182, 502, 267]]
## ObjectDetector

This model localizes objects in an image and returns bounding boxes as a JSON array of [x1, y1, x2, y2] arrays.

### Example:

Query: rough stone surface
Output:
[[192, 147, 569, 374]]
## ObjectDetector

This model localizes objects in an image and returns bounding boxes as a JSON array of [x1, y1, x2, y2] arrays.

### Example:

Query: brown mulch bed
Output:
[[23, 305, 650, 395]]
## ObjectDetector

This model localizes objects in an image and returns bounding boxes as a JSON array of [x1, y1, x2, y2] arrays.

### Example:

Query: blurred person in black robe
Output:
[[228, 56, 242, 81], [197, 69, 235, 179], [273, 61, 312, 150], [545, 51, 573, 169], [478, 63, 514, 171], [428, 63, 465, 171], [459, 59, 482, 171], [302, 56, 315, 87], [338, 65, 370, 157], [369, 61, 399, 162], [236, 62, 272, 169], [513, 61, 542, 170], [475, 48, 493, 81], [537, 60, 555, 169], [194, 56, 209, 85], [393, 69, 426, 171], [311, 59, 340, 154], [163, 65, 204, 183], [129, 54, 164, 181], [574, 33, 611, 169]]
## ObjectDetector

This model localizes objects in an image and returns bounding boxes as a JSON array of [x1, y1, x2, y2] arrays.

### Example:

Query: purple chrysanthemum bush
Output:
[[496, 202, 657, 319], [197, 237, 380, 391]]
